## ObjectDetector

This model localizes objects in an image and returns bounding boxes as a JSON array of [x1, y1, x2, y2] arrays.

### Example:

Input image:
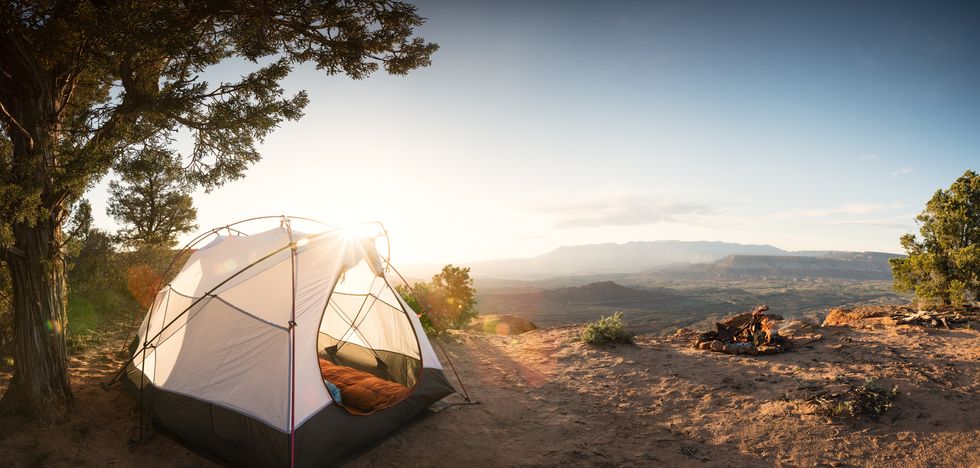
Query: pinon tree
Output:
[[397, 264, 477, 333], [0, 1, 436, 424], [890, 170, 980, 306], [108, 143, 198, 248]]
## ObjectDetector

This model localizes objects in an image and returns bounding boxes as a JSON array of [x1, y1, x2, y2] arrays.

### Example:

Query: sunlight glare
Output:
[[340, 222, 383, 241]]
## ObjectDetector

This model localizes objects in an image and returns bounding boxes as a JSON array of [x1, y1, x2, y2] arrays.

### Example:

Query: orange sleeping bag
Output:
[[319, 359, 411, 413]]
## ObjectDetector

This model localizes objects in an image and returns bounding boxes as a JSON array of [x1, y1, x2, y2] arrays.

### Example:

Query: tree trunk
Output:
[[0, 27, 75, 425], [0, 215, 74, 424]]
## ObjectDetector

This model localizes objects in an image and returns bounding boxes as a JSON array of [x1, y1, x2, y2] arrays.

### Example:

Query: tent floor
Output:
[[143, 401, 446, 468]]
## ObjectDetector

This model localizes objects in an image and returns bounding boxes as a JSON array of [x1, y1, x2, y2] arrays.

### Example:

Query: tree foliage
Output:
[[0, 0, 436, 423], [890, 170, 980, 306], [396, 265, 477, 334], [108, 144, 198, 248]]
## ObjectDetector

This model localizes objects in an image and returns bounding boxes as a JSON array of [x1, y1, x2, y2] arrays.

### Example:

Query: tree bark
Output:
[[0, 215, 74, 424], [0, 32, 75, 422]]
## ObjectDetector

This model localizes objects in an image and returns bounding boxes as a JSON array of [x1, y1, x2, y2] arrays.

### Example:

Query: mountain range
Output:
[[464, 241, 783, 279], [644, 252, 899, 281], [446, 240, 903, 281]]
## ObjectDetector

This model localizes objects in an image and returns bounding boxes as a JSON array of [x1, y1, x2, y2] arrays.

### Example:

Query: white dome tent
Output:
[[115, 216, 456, 467]]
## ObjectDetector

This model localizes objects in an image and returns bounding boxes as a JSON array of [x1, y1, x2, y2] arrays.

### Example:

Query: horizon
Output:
[[405, 238, 904, 268], [82, 1, 980, 264]]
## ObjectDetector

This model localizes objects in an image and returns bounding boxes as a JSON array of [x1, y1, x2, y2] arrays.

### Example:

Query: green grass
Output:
[[67, 295, 101, 336], [66, 286, 140, 353]]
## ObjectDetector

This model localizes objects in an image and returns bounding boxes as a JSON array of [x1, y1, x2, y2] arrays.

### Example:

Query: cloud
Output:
[[778, 202, 899, 219], [859, 153, 879, 160], [891, 167, 913, 176], [802, 220, 911, 229], [545, 198, 715, 229]]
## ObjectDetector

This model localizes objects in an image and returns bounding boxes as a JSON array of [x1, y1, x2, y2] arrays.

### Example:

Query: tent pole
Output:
[[433, 337, 471, 403], [285, 217, 298, 468]]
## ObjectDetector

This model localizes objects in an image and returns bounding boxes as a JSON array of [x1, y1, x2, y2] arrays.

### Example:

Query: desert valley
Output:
[[420, 241, 906, 334]]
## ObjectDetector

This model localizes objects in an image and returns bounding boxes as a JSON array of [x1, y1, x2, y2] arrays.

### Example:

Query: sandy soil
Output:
[[1, 318, 978, 467], [352, 322, 979, 467], [0, 341, 216, 467]]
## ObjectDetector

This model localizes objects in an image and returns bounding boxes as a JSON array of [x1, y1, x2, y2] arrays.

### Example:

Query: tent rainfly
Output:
[[121, 217, 456, 467]]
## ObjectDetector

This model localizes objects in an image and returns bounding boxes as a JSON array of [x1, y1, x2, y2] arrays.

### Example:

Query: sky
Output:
[[86, 1, 980, 265]]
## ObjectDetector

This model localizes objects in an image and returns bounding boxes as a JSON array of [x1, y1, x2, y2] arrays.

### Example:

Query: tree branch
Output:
[[0, 100, 33, 147]]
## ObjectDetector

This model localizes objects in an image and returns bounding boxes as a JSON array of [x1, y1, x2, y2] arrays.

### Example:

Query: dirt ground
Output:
[[1, 318, 978, 467]]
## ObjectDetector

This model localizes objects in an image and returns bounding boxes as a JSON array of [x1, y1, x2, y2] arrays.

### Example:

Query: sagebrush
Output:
[[581, 312, 635, 345]]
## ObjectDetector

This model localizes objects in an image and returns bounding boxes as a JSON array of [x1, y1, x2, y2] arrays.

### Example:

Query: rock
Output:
[[822, 305, 912, 326], [736, 342, 754, 353], [723, 342, 753, 355]]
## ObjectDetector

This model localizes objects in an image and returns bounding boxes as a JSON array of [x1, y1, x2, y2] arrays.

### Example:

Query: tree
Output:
[[0, 1, 436, 424], [108, 144, 198, 248], [431, 264, 478, 328], [890, 170, 980, 306], [396, 264, 477, 333]]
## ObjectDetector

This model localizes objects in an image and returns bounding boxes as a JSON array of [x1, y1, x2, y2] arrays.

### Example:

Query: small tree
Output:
[[890, 170, 980, 306], [108, 144, 197, 248], [396, 264, 477, 333], [431, 264, 477, 328]]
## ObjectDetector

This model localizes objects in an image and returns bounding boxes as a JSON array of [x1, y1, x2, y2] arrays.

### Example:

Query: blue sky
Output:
[[87, 1, 980, 264]]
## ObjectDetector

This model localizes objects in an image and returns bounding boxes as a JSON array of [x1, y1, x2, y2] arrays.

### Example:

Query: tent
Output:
[[121, 217, 456, 467]]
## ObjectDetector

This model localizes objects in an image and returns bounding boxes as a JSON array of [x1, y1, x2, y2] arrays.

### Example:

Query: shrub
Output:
[[581, 312, 635, 345], [812, 379, 899, 420]]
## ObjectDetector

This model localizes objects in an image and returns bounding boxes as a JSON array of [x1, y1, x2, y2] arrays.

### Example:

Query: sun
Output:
[[338, 221, 382, 239]]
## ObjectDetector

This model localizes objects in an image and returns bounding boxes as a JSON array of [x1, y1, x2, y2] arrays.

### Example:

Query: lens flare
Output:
[[44, 319, 64, 335], [128, 264, 162, 309], [341, 223, 381, 241]]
